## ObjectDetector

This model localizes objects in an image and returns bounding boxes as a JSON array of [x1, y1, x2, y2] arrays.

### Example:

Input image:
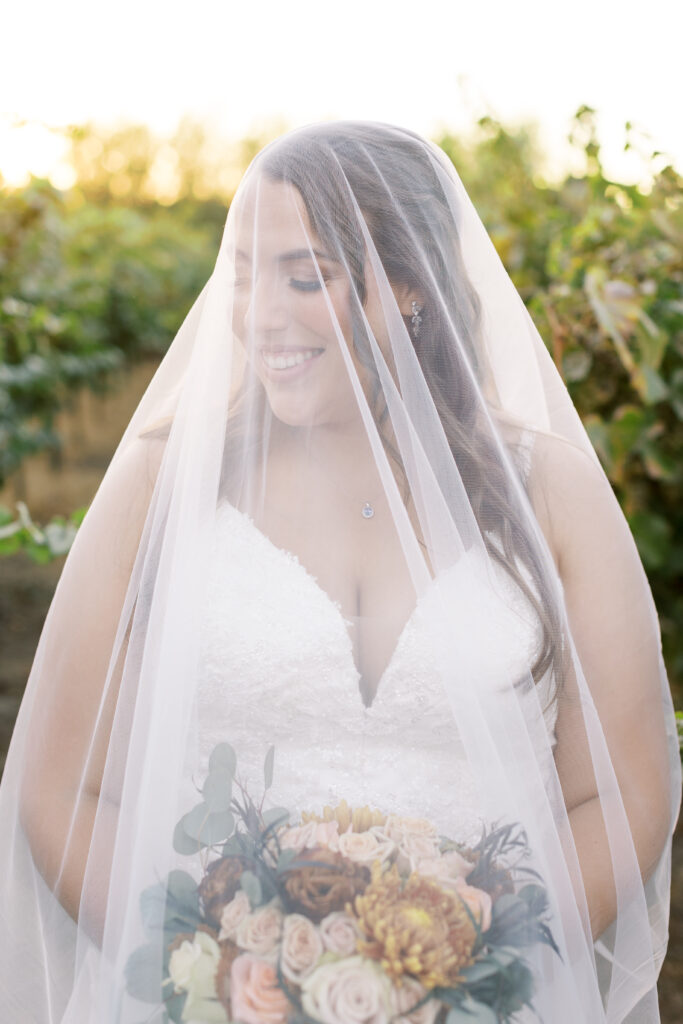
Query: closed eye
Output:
[[289, 278, 324, 292]]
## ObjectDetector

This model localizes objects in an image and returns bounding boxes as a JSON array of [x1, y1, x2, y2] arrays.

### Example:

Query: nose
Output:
[[243, 272, 289, 336]]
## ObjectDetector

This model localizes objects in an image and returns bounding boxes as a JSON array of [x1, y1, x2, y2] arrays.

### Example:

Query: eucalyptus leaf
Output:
[[202, 771, 233, 813], [276, 848, 298, 873], [240, 869, 263, 906], [461, 958, 501, 985], [139, 881, 168, 936], [181, 802, 234, 845], [446, 1000, 498, 1024], [124, 943, 164, 1003], [262, 806, 290, 828], [164, 870, 201, 933], [164, 990, 187, 1024], [208, 742, 237, 777], [172, 817, 204, 856], [139, 872, 200, 950], [166, 869, 200, 908], [263, 744, 275, 790]]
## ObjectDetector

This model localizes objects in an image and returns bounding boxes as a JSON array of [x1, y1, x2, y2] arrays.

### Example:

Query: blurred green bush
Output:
[[1, 109, 681, 693], [438, 107, 682, 693], [0, 179, 222, 483]]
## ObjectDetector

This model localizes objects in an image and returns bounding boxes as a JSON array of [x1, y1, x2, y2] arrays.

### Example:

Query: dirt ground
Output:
[[0, 365, 681, 1017]]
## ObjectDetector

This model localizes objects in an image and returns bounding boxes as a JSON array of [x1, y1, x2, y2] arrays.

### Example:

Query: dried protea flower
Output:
[[280, 846, 370, 923], [198, 855, 251, 928], [214, 938, 241, 1016]]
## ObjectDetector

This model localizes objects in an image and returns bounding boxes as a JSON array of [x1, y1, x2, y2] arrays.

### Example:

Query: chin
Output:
[[265, 394, 324, 430]]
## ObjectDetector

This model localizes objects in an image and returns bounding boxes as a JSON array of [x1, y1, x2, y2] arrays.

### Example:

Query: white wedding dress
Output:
[[192, 493, 559, 850]]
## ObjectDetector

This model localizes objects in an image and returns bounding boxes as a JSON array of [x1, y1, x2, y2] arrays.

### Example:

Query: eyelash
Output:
[[289, 278, 325, 292], [232, 275, 328, 292]]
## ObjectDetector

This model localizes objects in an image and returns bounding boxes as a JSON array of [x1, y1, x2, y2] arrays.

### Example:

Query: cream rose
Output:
[[396, 833, 441, 874], [453, 875, 492, 932], [383, 815, 438, 844], [413, 848, 475, 887], [280, 912, 324, 982], [168, 930, 228, 1023], [169, 937, 203, 993], [279, 819, 341, 853], [337, 827, 395, 867], [218, 889, 251, 943], [235, 899, 284, 956], [319, 911, 362, 956], [230, 953, 290, 1024], [389, 976, 440, 1024], [301, 954, 391, 1024]]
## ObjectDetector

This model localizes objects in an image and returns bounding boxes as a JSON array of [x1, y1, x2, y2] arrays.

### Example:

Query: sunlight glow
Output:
[[1, 0, 681, 190]]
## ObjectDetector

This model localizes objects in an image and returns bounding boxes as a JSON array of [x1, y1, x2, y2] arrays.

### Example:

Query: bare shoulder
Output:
[[524, 430, 625, 575]]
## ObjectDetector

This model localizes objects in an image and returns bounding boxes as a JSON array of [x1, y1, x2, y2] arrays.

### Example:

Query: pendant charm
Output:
[[361, 502, 375, 519]]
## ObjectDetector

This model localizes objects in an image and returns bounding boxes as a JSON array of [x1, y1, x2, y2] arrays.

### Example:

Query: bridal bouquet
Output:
[[125, 745, 560, 1024]]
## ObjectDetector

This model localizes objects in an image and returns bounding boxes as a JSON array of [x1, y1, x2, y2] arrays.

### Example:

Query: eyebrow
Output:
[[235, 247, 339, 264]]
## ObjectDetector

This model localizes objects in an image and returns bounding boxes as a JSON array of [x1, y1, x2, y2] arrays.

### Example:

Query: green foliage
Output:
[[439, 108, 683, 695], [0, 177, 222, 485], [0, 501, 87, 561]]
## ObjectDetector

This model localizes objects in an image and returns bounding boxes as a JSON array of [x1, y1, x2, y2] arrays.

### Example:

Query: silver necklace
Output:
[[305, 446, 379, 520]]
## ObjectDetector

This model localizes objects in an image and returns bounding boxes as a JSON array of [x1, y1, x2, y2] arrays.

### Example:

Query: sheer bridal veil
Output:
[[0, 121, 679, 1023]]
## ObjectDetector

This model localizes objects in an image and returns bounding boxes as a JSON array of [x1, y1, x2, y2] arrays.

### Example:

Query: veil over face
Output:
[[0, 121, 679, 1024]]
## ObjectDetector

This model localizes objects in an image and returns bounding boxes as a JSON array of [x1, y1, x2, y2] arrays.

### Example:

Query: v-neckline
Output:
[[216, 502, 427, 711]]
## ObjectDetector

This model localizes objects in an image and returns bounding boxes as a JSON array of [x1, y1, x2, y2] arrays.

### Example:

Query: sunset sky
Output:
[[2, 0, 682, 187]]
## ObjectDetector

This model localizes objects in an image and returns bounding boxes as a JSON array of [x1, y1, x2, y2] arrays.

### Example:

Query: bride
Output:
[[0, 121, 679, 1023]]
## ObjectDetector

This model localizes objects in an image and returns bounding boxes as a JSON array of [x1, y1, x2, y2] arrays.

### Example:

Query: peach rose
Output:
[[319, 910, 362, 956], [218, 889, 251, 943], [453, 875, 492, 932], [279, 819, 342, 853], [280, 913, 324, 982], [389, 976, 440, 1024], [338, 828, 395, 867], [230, 953, 290, 1024], [235, 899, 284, 956]]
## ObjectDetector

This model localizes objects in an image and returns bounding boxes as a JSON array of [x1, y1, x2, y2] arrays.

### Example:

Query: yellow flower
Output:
[[301, 799, 387, 834], [348, 860, 476, 990]]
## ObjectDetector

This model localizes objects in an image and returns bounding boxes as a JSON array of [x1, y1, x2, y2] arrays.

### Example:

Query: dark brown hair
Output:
[[233, 121, 566, 698]]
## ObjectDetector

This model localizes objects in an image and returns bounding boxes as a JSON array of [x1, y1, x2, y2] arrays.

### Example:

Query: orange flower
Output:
[[350, 860, 476, 989]]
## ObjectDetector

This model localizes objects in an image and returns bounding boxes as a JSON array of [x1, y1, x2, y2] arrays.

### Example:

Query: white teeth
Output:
[[262, 349, 321, 370]]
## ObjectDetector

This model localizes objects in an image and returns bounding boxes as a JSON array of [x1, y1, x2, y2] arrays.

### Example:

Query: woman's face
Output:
[[231, 176, 375, 432]]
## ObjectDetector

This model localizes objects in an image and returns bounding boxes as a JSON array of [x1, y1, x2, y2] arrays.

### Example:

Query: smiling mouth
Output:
[[260, 348, 324, 370]]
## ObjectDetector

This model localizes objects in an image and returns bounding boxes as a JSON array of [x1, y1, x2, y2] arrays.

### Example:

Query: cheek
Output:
[[231, 288, 251, 342], [320, 282, 356, 355], [299, 284, 352, 348]]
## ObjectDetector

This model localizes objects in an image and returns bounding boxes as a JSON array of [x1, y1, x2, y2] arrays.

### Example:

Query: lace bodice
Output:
[[192, 497, 558, 849]]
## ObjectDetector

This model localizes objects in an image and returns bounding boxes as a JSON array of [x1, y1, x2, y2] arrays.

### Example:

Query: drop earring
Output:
[[411, 300, 423, 340]]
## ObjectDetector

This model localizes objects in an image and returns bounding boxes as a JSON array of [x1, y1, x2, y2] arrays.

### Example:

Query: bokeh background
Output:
[[1, 0, 681, 1016]]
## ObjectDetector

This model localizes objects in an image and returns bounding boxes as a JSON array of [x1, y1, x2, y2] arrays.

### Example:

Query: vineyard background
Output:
[[0, 109, 681, 1017]]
